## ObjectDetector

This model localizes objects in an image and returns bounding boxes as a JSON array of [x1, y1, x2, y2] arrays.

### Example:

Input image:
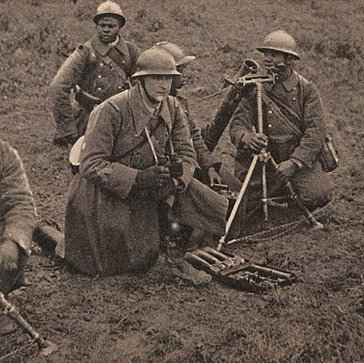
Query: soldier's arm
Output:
[[79, 102, 139, 199], [229, 96, 255, 148], [169, 99, 197, 191], [189, 119, 221, 172], [290, 83, 327, 168], [126, 42, 141, 77], [50, 46, 89, 137], [0, 142, 36, 255]]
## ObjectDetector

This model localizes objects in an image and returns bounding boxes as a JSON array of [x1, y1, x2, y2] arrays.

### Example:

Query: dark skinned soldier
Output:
[[230, 30, 333, 211], [50, 0, 139, 146], [63, 48, 228, 276]]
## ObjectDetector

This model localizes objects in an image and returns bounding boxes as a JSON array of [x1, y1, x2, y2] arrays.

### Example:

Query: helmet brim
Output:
[[256, 46, 300, 60], [176, 55, 196, 66], [131, 69, 182, 78], [93, 13, 126, 27]]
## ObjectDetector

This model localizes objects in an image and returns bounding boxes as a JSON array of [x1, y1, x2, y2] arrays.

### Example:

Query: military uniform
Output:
[[50, 35, 139, 142], [176, 91, 221, 172], [0, 141, 36, 294], [230, 70, 333, 209], [64, 84, 228, 276]]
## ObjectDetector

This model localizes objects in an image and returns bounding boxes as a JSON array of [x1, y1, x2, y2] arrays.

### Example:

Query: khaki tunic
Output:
[[50, 35, 139, 140], [0, 141, 36, 293], [64, 85, 228, 276]]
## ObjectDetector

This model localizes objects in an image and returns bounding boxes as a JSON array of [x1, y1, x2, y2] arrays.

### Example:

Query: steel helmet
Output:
[[153, 41, 196, 66], [93, 1, 126, 27], [256, 30, 300, 60], [132, 48, 181, 78]]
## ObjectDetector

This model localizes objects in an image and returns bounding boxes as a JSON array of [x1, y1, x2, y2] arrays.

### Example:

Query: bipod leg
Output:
[[269, 157, 324, 230], [216, 154, 259, 251]]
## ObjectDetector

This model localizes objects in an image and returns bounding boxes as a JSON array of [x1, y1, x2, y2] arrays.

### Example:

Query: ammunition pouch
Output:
[[318, 134, 339, 172]]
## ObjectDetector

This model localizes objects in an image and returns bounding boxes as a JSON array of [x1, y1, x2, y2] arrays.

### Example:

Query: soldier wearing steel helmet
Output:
[[152, 41, 223, 187], [63, 48, 228, 276], [153, 41, 242, 192], [230, 30, 333, 210], [50, 0, 140, 147]]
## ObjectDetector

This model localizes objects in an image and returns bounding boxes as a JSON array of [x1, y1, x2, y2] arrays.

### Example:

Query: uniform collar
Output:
[[91, 34, 129, 57], [175, 88, 188, 101], [128, 84, 172, 135], [265, 69, 299, 93], [280, 69, 299, 92]]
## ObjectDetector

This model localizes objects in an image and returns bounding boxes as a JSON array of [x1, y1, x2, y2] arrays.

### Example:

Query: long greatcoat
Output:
[[0, 141, 36, 293], [64, 84, 228, 277]]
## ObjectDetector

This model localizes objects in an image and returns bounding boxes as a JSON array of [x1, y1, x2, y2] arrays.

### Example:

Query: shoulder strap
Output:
[[115, 91, 163, 159], [262, 92, 303, 138]]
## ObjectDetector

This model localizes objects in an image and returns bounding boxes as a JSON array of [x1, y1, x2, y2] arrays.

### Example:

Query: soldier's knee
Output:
[[299, 185, 333, 210]]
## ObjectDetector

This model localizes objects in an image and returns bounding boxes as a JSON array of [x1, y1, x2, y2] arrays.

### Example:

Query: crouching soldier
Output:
[[50, 0, 139, 146], [230, 30, 333, 211], [63, 48, 229, 276]]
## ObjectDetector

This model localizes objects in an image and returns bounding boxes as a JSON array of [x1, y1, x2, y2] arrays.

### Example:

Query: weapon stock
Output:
[[203, 59, 259, 152]]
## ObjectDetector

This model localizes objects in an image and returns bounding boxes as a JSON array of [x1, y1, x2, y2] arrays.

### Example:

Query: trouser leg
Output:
[[170, 178, 228, 237], [290, 160, 333, 210], [0, 254, 27, 295]]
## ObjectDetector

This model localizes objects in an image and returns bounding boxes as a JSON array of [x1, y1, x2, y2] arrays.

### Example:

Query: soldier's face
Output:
[[97, 17, 121, 43], [263, 50, 288, 73], [143, 75, 173, 103]]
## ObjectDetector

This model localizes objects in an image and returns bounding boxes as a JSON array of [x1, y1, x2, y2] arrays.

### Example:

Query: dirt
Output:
[[1, 0, 364, 362]]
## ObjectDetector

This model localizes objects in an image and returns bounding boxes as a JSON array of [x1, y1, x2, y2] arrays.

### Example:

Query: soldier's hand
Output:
[[0, 239, 19, 272], [134, 165, 170, 190], [275, 159, 297, 183], [207, 167, 222, 187], [241, 131, 268, 152], [154, 177, 176, 200]]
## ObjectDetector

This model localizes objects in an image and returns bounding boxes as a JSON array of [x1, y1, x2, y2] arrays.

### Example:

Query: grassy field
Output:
[[0, 0, 363, 362]]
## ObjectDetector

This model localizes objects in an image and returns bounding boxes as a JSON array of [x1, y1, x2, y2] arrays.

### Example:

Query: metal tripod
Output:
[[217, 73, 323, 251]]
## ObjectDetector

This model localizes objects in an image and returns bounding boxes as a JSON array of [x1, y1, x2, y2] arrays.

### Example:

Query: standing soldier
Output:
[[230, 30, 333, 211], [0, 140, 36, 335], [63, 48, 228, 277], [50, 0, 140, 146]]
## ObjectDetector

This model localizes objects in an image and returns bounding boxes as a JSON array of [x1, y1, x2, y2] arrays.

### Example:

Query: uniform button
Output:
[[98, 75, 102, 79], [293, 87, 296, 90], [292, 97, 297, 101], [134, 134, 138, 138], [100, 63, 104, 66], [122, 60, 125, 64], [268, 110, 273, 114], [97, 87, 102, 91], [268, 124, 272, 128], [117, 86, 122, 90]]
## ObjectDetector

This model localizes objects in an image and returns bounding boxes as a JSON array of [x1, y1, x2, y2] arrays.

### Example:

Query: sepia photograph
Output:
[[0, 0, 363, 361]]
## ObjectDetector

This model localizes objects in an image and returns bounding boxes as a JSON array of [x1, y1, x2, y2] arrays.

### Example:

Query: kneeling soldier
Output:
[[63, 48, 228, 276]]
